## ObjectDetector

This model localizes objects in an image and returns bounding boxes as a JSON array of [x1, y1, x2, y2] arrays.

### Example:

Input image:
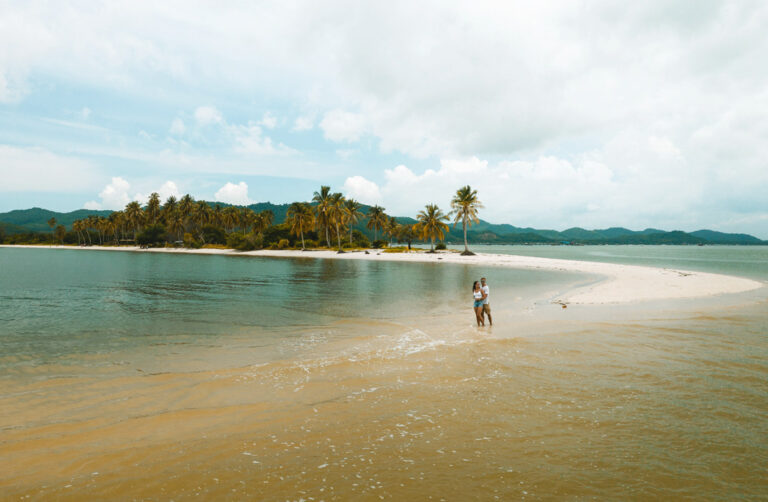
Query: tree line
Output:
[[10, 185, 484, 254]]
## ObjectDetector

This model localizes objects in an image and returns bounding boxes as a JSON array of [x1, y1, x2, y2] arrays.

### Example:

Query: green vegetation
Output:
[[1, 186, 766, 247], [450, 185, 484, 255]]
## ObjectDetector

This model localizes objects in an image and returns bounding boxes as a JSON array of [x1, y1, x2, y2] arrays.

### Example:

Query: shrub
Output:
[[435, 242, 447, 250], [372, 239, 388, 249], [137, 224, 167, 247], [351, 230, 371, 248], [183, 232, 201, 249], [277, 238, 290, 250], [303, 239, 318, 248], [200, 225, 226, 245], [227, 231, 263, 251]]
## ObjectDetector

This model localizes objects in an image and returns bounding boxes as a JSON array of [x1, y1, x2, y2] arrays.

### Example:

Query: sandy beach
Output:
[[2, 244, 763, 304]]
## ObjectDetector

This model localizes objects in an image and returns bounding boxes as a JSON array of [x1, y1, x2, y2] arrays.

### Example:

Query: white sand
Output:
[[2, 245, 763, 304]]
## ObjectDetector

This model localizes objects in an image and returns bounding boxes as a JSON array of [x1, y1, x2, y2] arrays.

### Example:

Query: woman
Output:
[[472, 280, 486, 327]]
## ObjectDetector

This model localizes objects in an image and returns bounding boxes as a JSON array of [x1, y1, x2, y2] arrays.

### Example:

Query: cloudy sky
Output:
[[1, 1, 767, 236]]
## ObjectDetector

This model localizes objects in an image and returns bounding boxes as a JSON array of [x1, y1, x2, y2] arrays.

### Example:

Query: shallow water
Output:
[[1, 246, 767, 500]]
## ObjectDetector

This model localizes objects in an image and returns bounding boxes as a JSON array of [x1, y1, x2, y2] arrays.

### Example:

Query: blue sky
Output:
[[1, 1, 767, 237]]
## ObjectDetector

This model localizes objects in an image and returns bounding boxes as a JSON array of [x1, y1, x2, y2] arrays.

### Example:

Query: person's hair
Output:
[[481, 277, 486, 281], [472, 280, 479, 292]]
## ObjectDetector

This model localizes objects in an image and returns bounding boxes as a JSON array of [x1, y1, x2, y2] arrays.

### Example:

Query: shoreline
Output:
[[2, 244, 763, 304]]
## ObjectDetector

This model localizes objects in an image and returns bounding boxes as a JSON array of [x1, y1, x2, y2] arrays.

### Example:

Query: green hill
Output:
[[1, 205, 764, 245]]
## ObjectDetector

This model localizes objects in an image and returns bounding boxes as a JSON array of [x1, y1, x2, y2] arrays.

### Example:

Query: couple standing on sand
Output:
[[472, 277, 493, 327]]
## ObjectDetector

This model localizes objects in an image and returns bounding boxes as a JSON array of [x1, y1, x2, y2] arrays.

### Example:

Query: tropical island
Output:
[[1, 185, 765, 249]]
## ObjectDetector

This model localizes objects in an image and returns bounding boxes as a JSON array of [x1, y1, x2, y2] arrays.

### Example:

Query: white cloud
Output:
[[80, 107, 92, 120], [157, 180, 181, 200], [194, 106, 223, 126], [343, 175, 381, 205], [3, 2, 768, 235], [292, 116, 313, 131], [85, 178, 182, 209], [0, 145, 99, 191], [86, 177, 132, 210], [215, 181, 252, 205], [320, 109, 367, 143], [258, 112, 277, 129], [169, 118, 186, 135]]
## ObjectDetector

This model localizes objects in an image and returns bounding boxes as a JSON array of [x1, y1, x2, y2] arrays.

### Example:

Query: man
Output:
[[481, 277, 492, 327]]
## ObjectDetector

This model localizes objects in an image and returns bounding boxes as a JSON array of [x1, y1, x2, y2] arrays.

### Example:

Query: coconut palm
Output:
[[343, 199, 364, 245], [328, 192, 347, 253], [108, 212, 121, 244], [312, 186, 333, 247], [124, 201, 144, 240], [47, 217, 57, 244], [286, 202, 315, 250], [450, 185, 484, 255], [222, 206, 240, 233], [239, 207, 253, 233], [146, 193, 161, 224], [162, 195, 178, 223], [416, 203, 450, 252], [167, 209, 185, 241], [178, 194, 195, 232], [366, 205, 386, 243], [385, 216, 399, 246]]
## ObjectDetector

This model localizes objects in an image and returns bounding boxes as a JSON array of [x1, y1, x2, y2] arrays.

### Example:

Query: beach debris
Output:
[[552, 300, 569, 309]]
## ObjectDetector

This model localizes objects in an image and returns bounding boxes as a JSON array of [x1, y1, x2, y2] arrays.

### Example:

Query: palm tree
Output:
[[167, 209, 185, 241], [450, 185, 484, 256], [343, 198, 364, 245], [108, 212, 121, 244], [366, 205, 386, 243], [192, 201, 211, 242], [253, 210, 274, 235], [124, 201, 144, 241], [416, 203, 450, 252], [386, 216, 399, 246], [73, 220, 83, 245], [47, 217, 57, 245], [286, 202, 315, 250], [312, 185, 333, 247], [239, 207, 253, 233], [162, 195, 178, 223], [328, 192, 346, 253], [222, 206, 240, 233], [178, 194, 195, 232], [146, 192, 161, 224]]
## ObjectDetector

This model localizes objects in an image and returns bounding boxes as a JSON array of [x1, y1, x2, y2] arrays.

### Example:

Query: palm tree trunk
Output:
[[431, 237, 435, 252], [325, 227, 331, 248], [336, 223, 343, 253], [300, 229, 305, 250], [463, 218, 468, 253], [349, 226, 353, 245]]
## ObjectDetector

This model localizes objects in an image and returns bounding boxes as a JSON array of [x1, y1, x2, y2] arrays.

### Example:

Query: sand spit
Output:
[[2, 245, 763, 304]]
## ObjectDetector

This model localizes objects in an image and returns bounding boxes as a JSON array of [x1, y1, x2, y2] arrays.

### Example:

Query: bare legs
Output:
[[474, 306, 485, 327]]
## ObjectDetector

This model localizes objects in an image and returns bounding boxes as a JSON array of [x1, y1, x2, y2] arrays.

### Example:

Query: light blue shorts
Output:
[[473, 300, 484, 308]]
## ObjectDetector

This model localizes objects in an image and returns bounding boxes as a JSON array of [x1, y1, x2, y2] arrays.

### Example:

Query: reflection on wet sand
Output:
[[2, 296, 767, 500]]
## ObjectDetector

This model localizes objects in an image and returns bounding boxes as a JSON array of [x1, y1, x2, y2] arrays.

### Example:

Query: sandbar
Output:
[[1, 245, 763, 304]]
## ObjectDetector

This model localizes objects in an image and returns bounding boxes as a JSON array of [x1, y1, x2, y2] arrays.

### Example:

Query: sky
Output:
[[1, 1, 767, 237]]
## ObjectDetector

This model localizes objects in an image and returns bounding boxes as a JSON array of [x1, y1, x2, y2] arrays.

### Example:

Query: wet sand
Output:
[[2, 245, 763, 304], [1, 245, 766, 499]]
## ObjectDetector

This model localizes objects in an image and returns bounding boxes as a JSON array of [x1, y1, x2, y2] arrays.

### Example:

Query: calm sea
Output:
[[1, 246, 766, 500]]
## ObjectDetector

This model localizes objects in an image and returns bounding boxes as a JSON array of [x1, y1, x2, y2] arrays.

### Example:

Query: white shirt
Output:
[[482, 285, 490, 304], [473, 290, 483, 300]]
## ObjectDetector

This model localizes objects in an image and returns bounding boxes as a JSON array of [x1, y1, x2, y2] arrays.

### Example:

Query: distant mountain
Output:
[[0, 205, 765, 245], [0, 207, 113, 233], [690, 229, 764, 244]]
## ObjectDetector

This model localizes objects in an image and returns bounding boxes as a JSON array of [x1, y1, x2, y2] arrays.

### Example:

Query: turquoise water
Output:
[[450, 244, 768, 280], [0, 247, 578, 370], [1, 246, 766, 500]]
